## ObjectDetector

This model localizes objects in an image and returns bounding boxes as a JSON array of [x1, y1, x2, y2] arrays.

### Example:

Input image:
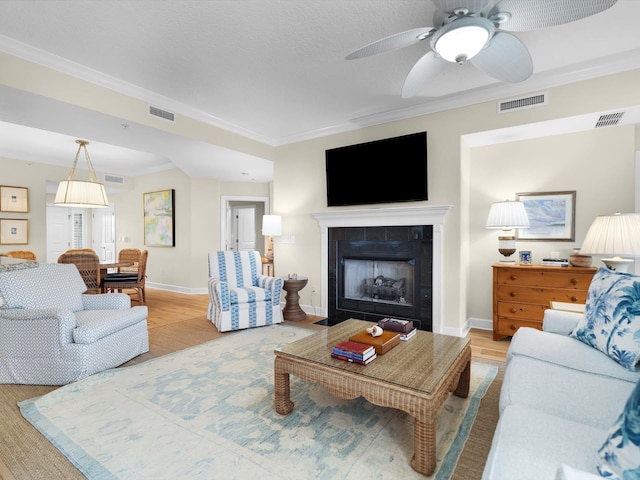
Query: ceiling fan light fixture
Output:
[[432, 17, 494, 63]]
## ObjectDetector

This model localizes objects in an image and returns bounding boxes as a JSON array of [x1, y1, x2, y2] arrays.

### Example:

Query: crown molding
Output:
[[2, 33, 639, 148]]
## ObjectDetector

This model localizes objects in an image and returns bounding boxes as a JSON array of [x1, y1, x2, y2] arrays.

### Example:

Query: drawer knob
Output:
[[510, 275, 517, 280], [571, 296, 578, 302], [509, 291, 517, 297], [571, 278, 579, 285], [510, 307, 517, 313], [509, 324, 516, 331]]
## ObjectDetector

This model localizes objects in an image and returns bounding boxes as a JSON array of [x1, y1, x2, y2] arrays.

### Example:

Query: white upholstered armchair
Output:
[[207, 251, 283, 332], [0, 263, 149, 385]]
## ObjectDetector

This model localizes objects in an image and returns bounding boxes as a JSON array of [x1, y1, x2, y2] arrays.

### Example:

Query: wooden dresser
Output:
[[492, 264, 597, 341]]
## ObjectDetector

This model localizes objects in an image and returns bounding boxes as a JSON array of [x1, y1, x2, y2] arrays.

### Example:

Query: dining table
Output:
[[99, 261, 134, 277]]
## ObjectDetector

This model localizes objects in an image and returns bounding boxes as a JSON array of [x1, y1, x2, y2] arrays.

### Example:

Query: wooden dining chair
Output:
[[103, 250, 148, 304], [57, 251, 101, 294], [4, 250, 37, 261]]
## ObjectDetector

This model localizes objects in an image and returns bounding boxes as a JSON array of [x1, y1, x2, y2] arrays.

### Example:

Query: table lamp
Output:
[[579, 212, 640, 273], [485, 200, 530, 263], [262, 214, 282, 263]]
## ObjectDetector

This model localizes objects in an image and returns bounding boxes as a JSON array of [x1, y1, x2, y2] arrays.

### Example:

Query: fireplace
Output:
[[329, 226, 432, 330], [312, 205, 452, 334]]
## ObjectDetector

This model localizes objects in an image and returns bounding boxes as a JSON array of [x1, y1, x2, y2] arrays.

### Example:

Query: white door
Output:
[[92, 206, 115, 262], [46, 205, 71, 263], [230, 205, 256, 251]]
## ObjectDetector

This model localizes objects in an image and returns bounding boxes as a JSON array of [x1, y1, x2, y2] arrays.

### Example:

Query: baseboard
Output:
[[146, 282, 208, 295], [468, 317, 493, 331]]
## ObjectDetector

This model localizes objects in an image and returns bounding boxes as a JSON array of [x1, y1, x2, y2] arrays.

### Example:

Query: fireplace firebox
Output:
[[327, 225, 433, 330]]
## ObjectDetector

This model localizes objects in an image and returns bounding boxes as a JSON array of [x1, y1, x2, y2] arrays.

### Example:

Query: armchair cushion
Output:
[[597, 378, 640, 478], [73, 307, 148, 344], [571, 268, 640, 371]]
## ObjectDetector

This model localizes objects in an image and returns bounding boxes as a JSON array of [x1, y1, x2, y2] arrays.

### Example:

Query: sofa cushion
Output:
[[73, 306, 148, 344], [571, 268, 640, 371], [509, 327, 640, 383], [482, 404, 604, 480], [500, 355, 635, 429], [0, 264, 86, 312], [597, 378, 640, 478]]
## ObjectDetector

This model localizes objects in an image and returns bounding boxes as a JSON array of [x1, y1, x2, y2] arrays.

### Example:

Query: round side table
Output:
[[282, 277, 308, 321]]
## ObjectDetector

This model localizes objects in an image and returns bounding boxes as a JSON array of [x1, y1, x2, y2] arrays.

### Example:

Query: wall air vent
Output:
[[498, 93, 547, 113], [104, 174, 125, 185], [594, 112, 625, 128], [148, 105, 175, 122]]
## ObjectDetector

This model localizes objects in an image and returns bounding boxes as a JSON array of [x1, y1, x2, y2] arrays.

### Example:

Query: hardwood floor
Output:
[[0, 288, 509, 480]]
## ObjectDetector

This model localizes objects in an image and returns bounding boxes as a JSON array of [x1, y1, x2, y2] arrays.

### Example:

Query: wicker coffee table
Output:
[[274, 319, 471, 476]]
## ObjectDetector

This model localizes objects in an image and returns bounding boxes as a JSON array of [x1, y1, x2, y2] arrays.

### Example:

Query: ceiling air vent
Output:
[[104, 174, 125, 185], [498, 93, 547, 113], [594, 112, 625, 128], [148, 105, 175, 122]]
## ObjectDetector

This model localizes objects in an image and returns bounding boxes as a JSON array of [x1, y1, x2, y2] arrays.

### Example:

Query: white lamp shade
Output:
[[261, 215, 282, 236], [485, 201, 530, 230], [54, 180, 109, 208], [580, 213, 640, 256]]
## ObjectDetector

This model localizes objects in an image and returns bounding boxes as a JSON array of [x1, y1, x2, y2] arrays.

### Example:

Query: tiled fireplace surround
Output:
[[312, 205, 452, 334]]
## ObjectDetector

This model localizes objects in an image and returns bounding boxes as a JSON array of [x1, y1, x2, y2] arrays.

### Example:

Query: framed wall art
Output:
[[0, 186, 29, 213], [0, 218, 29, 245], [516, 191, 576, 241], [143, 189, 175, 247]]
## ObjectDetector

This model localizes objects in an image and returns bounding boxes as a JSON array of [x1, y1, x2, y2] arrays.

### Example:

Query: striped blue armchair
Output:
[[207, 251, 283, 332]]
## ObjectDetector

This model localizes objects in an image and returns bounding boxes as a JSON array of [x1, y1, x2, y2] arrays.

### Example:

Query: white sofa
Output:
[[0, 262, 149, 385], [482, 305, 640, 480]]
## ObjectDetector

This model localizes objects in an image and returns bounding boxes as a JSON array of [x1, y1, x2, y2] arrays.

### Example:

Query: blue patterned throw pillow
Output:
[[571, 268, 640, 371], [598, 378, 640, 478]]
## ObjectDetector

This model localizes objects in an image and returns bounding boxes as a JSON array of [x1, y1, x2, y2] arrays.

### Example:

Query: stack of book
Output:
[[541, 258, 569, 266], [378, 317, 417, 341], [331, 341, 377, 365]]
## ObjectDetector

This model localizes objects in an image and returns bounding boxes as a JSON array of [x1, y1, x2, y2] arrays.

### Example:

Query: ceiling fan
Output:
[[346, 0, 618, 98]]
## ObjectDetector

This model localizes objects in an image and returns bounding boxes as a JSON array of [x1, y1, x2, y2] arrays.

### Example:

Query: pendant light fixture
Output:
[[54, 140, 109, 208]]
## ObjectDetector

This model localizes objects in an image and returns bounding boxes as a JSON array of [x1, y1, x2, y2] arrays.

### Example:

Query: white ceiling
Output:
[[0, 0, 640, 183]]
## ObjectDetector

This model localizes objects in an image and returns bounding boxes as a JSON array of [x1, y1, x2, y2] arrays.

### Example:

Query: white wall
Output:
[[468, 125, 636, 326]]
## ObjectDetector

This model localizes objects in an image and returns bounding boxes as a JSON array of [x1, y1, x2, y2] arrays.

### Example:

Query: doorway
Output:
[[46, 204, 115, 262], [220, 196, 269, 255]]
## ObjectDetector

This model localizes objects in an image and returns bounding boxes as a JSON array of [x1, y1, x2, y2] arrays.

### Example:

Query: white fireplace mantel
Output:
[[312, 205, 453, 334]]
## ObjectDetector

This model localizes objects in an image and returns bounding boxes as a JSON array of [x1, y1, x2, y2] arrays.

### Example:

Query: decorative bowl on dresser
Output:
[[492, 264, 597, 341]]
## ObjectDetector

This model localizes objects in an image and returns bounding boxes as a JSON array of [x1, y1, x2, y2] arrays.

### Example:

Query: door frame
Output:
[[220, 195, 270, 252]]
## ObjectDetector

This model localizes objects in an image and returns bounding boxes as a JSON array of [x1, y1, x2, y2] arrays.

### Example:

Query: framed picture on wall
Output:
[[516, 191, 576, 241], [0, 186, 29, 213], [143, 189, 175, 247], [0, 218, 29, 244]]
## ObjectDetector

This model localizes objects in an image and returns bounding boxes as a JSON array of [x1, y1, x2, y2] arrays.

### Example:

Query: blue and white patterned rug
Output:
[[19, 325, 497, 480]]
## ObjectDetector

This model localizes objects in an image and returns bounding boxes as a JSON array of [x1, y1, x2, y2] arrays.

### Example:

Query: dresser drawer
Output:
[[496, 268, 594, 290], [497, 302, 547, 321], [496, 285, 589, 305], [496, 317, 542, 337], [492, 264, 596, 341]]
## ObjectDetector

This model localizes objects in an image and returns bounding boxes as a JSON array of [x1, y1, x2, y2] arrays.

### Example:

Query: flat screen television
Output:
[[325, 132, 428, 207]]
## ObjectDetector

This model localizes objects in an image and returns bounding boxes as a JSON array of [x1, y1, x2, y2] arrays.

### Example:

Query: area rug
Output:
[[19, 325, 497, 480]]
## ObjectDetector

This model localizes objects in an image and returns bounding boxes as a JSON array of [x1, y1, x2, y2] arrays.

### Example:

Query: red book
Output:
[[334, 341, 375, 357]]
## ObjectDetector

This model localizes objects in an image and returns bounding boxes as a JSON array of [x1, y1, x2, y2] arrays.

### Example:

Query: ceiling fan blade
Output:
[[488, 0, 617, 31], [402, 51, 448, 98], [471, 32, 533, 83], [345, 28, 435, 60], [432, 0, 491, 15]]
